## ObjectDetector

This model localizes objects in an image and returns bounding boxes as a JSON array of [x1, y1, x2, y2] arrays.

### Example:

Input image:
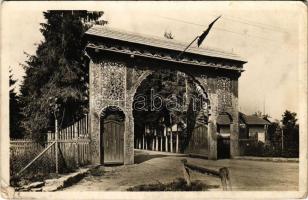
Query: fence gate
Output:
[[102, 118, 124, 164]]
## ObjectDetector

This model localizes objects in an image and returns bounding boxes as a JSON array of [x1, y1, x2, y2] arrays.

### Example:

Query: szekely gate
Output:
[[84, 26, 247, 165]]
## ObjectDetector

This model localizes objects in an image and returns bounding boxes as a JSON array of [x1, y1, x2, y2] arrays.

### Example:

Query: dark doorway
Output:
[[217, 135, 230, 159], [100, 108, 125, 165]]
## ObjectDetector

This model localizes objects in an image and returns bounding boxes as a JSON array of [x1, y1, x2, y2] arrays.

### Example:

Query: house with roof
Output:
[[217, 112, 270, 143]]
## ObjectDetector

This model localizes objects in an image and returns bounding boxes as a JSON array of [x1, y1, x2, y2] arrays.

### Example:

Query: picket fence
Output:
[[10, 115, 91, 173], [47, 115, 91, 167], [10, 138, 45, 157]]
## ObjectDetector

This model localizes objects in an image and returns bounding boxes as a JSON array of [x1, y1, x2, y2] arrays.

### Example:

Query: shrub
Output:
[[127, 178, 219, 191]]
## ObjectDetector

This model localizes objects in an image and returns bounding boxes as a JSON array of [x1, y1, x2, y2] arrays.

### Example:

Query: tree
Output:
[[9, 68, 24, 138], [20, 11, 107, 141], [133, 70, 205, 151], [253, 111, 270, 119], [281, 110, 299, 156], [281, 110, 297, 128]]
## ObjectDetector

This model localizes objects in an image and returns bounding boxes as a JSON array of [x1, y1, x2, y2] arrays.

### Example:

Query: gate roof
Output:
[[86, 26, 247, 71]]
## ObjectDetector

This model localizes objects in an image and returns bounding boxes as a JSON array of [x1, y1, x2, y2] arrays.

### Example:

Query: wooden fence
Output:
[[10, 115, 91, 175], [10, 139, 45, 157], [47, 116, 90, 168]]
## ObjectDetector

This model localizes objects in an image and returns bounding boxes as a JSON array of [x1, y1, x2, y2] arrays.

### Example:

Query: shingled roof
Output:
[[217, 112, 270, 125], [239, 113, 271, 125], [86, 26, 246, 63]]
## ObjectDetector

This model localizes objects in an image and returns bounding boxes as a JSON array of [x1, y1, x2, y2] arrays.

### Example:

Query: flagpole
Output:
[[176, 16, 221, 60], [177, 36, 199, 59]]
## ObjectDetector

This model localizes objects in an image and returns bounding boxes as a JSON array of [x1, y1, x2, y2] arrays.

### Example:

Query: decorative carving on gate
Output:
[[132, 67, 145, 80], [216, 77, 232, 112], [208, 93, 218, 118], [199, 75, 208, 88], [100, 61, 126, 101]]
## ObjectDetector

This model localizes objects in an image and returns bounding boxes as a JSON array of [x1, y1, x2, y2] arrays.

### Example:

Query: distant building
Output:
[[217, 112, 270, 143]]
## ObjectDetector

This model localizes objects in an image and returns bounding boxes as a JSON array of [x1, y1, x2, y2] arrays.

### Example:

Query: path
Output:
[[63, 150, 298, 191]]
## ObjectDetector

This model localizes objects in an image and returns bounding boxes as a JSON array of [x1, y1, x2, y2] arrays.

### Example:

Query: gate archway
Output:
[[85, 27, 246, 165], [132, 69, 210, 155]]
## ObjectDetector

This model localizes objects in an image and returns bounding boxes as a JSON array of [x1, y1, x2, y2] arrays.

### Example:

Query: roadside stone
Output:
[[17, 181, 45, 191], [31, 187, 43, 192], [42, 168, 90, 192]]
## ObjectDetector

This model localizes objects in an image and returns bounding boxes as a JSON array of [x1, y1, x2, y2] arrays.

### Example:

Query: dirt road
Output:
[[63, 150, 298, 191]]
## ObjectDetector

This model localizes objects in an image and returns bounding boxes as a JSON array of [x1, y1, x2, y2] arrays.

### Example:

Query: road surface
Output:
[[63, 150, 298, 191]]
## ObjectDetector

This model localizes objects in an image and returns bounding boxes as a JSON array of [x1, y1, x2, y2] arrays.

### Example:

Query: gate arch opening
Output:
[[132, 69, 210, 156]]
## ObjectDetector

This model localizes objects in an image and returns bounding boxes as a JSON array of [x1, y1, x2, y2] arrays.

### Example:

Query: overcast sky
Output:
[[2, 1, 306, 120]]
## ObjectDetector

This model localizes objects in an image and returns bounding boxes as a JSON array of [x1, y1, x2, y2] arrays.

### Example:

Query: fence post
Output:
[[181, 159, 191, 187], [219, 167, 232, 191], [75, 138, 79, 167], [55, 119, 59, 174]]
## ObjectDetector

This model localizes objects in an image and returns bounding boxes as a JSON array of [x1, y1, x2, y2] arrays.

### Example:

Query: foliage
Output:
[[20, 11, 107, 141], [133, 70, 207, 153], [240, 139, 298, 158], [267, 122, 279, 147], [127, 178, 218, 191], [281, 110, 299, 156], [281, 110, 297, 128], [10, 146, 56, 183], [9, 69, 24, 138], [133, 70, 203, 136]]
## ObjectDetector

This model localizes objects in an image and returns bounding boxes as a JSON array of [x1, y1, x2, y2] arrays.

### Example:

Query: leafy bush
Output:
[[240, 140, 298, 158], [127, 178, 219, 191]]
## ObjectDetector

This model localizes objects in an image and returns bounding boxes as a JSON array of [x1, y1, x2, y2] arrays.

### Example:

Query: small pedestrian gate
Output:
[[101, 119, 124, 164]]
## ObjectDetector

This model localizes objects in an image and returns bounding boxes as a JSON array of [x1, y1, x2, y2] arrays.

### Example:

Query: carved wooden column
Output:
[[230, 80, 240, 157], [208, 91, 218, 160], [124, 109, 134, 164], [208, 117, 218, 160]]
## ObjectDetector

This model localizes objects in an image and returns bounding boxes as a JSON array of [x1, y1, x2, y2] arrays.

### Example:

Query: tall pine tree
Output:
[[10, 68, 24, 138], [20, 11, 107, 141]]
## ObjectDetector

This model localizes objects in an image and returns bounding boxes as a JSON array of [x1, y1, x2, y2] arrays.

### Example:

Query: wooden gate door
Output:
[[185, 124, 208, 156], [103, 119, 124, 164]]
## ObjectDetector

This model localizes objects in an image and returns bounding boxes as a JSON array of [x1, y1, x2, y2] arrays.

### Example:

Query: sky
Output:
[[1, 1, 306, 120]]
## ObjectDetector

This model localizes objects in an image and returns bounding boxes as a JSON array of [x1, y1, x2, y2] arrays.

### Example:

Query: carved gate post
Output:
[[208, 117, 218, 160]]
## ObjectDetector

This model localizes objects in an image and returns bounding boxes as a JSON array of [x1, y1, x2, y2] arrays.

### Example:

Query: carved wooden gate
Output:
[[185, 124, 208, 156], [101, 119, 124, 164], [86, 26, 246, 163]]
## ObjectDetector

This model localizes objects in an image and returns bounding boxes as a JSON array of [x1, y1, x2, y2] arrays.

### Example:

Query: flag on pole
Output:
[[197, 16, 221, 47]]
